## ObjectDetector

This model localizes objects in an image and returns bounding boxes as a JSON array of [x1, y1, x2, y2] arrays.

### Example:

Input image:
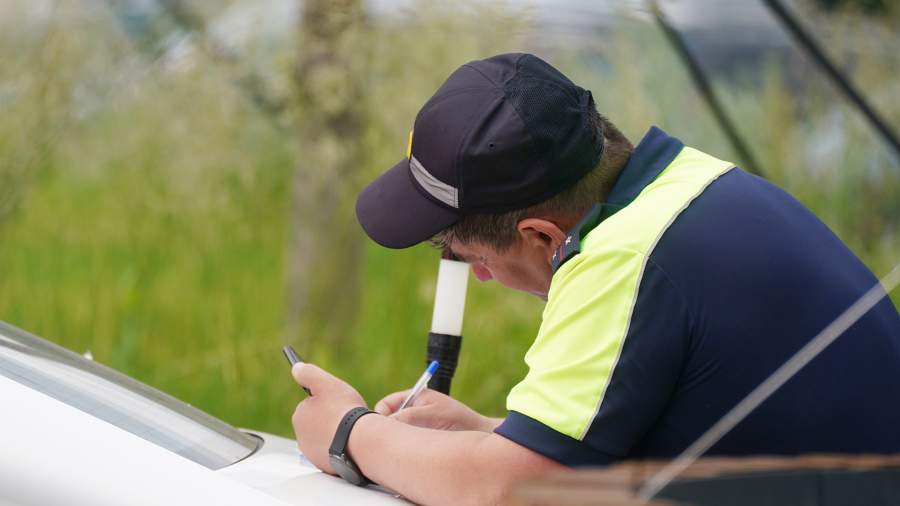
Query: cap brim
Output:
[[356, 158, 460, 249]]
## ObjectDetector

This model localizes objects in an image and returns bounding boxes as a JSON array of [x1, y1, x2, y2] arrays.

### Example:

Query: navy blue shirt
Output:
[[496, 127, 900, 465]]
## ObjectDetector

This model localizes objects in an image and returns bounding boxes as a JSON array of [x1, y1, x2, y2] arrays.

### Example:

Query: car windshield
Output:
[[0, 321, 259, 470]]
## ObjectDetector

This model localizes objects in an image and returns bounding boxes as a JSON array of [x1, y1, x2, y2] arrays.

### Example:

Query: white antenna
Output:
[[431, 259, 469, 336], [637, 262, 900, 502]]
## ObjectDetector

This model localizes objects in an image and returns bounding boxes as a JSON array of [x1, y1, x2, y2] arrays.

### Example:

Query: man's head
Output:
[[356, 53, 633, 298]]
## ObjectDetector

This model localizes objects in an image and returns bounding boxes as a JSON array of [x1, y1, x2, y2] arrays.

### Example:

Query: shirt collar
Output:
[[607, 125, 685, 206], [550, 126, 685, 272]]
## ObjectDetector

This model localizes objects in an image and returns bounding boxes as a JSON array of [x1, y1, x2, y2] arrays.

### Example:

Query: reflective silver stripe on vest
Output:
[[409, 155, 458, 208]]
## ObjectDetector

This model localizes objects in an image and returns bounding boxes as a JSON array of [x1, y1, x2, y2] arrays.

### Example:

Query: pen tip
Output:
[[427, 361, 439, 375]]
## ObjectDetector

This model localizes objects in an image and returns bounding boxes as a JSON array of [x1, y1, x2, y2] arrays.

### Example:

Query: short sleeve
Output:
[[494, 253, 690, 466]]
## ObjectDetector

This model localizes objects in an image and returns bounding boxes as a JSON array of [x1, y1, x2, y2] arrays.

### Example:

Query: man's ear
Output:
[[517, 218, 568, 262]]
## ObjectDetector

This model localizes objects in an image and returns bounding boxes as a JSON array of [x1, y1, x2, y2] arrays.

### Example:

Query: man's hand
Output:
[[290, 365, 563, 505], [291, 363, 367, 475], [374, 388, 501, 432]]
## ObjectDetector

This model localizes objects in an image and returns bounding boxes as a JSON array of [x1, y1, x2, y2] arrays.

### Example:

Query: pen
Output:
[[398, 361, 439, 410]]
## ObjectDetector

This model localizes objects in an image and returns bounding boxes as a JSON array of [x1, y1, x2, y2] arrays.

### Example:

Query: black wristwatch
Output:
[[329, 406, 375, 486]]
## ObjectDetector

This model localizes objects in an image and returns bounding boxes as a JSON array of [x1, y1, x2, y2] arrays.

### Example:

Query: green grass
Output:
[[0, 3, 897, 439]]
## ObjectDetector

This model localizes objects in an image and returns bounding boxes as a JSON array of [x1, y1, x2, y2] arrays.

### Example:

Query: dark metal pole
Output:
[[648, 1, 767, 178], [426, 332, 462, 395], [762, 0, 900, 163]]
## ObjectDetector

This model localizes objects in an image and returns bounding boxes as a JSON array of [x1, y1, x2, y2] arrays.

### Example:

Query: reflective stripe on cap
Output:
[[410, 155, 459, 208]]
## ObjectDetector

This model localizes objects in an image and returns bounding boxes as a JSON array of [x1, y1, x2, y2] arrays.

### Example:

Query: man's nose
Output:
[[471, 263, 493, 282]]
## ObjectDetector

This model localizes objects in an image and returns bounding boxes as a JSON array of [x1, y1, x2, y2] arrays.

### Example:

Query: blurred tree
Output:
[[154, 0, 288, 129], [0, 2, 75, 226], [285, 0, 369, 351]]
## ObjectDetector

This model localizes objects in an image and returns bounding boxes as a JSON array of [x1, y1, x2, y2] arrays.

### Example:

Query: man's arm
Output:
[[291, 364, 562, 506], [351, 414, 561, 506]]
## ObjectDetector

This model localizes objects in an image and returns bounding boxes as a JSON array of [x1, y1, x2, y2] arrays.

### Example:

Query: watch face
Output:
[[330, 454, 367, 486]]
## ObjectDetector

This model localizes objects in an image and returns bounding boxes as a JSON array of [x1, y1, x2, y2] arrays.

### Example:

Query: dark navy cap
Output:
[[356, 53, 602, 249]]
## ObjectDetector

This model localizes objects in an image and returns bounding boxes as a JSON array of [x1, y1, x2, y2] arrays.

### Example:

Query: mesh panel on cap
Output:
[[505, 77, 575, 159], [496, 54, 602, 201], [502, 74, 591, 192]]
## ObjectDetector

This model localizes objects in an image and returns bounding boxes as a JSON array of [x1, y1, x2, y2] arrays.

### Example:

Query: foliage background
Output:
[[0, 0, 897, 437]]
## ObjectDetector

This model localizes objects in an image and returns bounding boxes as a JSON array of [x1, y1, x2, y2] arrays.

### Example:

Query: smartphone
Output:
[[282, 345, 312, 395]]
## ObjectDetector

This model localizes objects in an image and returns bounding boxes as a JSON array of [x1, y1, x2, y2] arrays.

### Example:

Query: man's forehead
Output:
[[441, 246, 460, 262], [444, 241, 478, 263], [443, 246, 468, 263]]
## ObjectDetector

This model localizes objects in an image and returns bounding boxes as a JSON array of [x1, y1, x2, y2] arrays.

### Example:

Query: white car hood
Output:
[[0, 374, 406, 506], [221, 430, 409, 506]]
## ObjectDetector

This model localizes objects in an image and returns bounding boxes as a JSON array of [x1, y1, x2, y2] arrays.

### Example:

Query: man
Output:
[[291, 53, 900, 505]]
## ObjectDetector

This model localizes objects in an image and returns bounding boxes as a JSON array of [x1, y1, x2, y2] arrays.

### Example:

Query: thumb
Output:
[[374, 390, 412, 415], [292, 363, 337, 394]]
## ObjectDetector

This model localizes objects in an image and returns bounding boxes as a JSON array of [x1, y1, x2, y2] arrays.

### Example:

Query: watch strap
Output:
[[329, 406, 374, 456]]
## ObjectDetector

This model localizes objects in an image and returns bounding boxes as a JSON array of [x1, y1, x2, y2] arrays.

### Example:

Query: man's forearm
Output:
[[348, 414, 559, 506]]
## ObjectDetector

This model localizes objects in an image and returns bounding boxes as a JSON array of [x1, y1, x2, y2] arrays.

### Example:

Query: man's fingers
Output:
[[291, 363, 338, 394], [374, 390, 412, 415], [390, 406, 432, 428]]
